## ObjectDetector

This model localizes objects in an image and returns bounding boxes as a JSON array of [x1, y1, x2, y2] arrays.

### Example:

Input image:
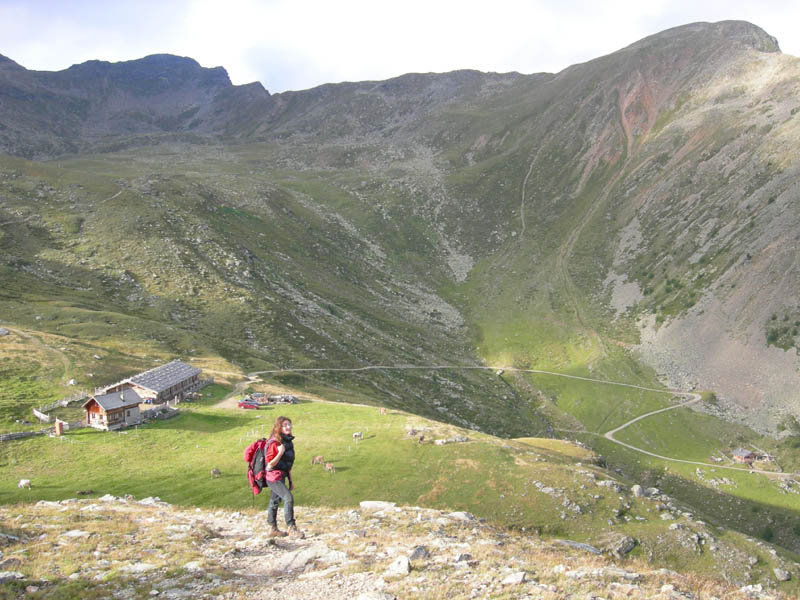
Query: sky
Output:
[[1, 0, 798, 93]]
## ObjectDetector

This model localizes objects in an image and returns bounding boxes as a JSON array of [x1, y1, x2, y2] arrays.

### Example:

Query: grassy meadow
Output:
[[1, 382, 799, 583], [1, 389, 587, 519]]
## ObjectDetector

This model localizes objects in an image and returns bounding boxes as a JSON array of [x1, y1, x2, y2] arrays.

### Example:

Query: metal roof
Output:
[[128, 360, 201, 394], [732, 448, 754, 457], [84, 388, 142, 411]]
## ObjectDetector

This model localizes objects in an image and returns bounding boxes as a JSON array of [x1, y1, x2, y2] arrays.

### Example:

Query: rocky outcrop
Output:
[[0, 497, 795, 599]]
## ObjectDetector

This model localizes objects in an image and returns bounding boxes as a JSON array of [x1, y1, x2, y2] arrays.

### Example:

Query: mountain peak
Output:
[[61, 53, 233, 91], [630, 20, 780, 54], [709, 20, 780, 52], [0, 53, 23, 70]]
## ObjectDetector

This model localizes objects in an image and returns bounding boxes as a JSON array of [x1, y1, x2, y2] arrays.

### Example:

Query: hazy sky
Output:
[[1, 1, 798, 92]]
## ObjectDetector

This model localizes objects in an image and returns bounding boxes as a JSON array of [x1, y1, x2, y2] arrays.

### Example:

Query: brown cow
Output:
[[324, 462, 336, 474]]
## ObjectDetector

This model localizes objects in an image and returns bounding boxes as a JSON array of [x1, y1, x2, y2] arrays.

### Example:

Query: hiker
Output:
[[265, 416, 303, 538]]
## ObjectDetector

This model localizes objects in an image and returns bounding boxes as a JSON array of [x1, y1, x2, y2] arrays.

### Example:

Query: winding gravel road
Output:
[[242, 364, 790, 478]]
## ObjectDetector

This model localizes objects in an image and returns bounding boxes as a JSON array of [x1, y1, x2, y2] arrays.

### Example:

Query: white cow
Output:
[[18, 479, 31, 489]]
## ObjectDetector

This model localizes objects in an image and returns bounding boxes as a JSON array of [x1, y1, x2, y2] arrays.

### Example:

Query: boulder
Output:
[[601, 567, 641, 581], [564, 567, 593, 579], [182, 561, 203, 571], [269, 543, 344, 575], [446, 511, 475, 522], [631, 484, 644, 497], [552, 539, 602, 555], [384, 556, 410, 578], [501, 571, 527, 585], [360, 501, 397, 511], [61, 530, 91, 538], [138, 497, 164, 505], [597, 480, 623, 492], [120, 563, 156, 573], [409, 546, 430, 562], [774, 568, 791, 582], [596, 533, 637, 559]]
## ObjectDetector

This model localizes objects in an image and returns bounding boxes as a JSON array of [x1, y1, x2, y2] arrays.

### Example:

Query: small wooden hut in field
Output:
[[83, 388, 142, 431], [732, 448, 756, 464]]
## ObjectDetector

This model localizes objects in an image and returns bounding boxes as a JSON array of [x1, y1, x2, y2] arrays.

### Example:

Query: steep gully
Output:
[[216, 100, 786, 478]]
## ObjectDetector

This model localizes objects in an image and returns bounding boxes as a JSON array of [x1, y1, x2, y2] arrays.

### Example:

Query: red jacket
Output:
[[265, 438, 285, 483]]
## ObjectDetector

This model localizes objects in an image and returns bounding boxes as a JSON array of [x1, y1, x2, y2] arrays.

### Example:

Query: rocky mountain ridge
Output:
[[0, 21, 782, 158]]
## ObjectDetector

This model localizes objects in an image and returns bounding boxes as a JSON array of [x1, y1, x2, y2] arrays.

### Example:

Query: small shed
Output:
[[83, 389, 142, 431], [732, 448, 756, 464]]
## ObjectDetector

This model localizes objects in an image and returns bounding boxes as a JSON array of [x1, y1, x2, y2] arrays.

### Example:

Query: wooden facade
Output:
[[83, 389, 142, 431]]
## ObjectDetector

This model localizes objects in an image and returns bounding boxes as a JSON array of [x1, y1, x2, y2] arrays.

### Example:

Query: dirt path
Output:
[[96, 189, 123, 206], [518, 148, 542, 238], [5, 326, 72, 384], [603, 392, 788, 477], [217, 378, 255, 409]]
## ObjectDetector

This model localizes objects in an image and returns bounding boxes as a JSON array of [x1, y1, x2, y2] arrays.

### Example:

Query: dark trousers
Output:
[[266, 474, 294, 527]]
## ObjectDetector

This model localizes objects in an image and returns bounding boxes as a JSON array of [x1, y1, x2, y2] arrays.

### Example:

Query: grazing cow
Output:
[[379, 407, 387, 415], [408, 428, 418, 437], [418, 434, 425, 444], [18, 479, 31, 489], [76, 489, 94, 496], [352, 431, 363, 441], [210, 468, 221, 478], [324, 462, 336, 474], [311, 455, 324, 465]]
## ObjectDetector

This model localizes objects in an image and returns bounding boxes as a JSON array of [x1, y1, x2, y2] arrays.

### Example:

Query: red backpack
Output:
[[244, 438, 268, 494]]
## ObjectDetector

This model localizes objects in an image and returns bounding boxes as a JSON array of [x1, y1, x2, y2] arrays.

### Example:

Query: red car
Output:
[[238, 399, 260, 410]]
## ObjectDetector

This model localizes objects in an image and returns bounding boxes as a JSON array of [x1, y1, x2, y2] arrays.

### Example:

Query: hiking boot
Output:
[[288, 524, 305, 539], [268, 526, 287, 538]]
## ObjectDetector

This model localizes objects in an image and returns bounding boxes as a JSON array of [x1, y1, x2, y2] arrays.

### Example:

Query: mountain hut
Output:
[[732, 448, 756, 464], [104, 360, 203, 404], [83, 388, 142, 431]]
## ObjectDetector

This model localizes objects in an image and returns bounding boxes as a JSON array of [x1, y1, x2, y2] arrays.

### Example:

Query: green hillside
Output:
[[1, 393, 798, 591]]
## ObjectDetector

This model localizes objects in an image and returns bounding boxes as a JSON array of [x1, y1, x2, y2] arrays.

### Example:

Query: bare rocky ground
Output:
[[636, 303, 800, 434], [0, 496, 793, 600]]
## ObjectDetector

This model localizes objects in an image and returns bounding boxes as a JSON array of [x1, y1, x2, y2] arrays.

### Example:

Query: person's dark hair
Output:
[[271, 416, 291, 443]]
